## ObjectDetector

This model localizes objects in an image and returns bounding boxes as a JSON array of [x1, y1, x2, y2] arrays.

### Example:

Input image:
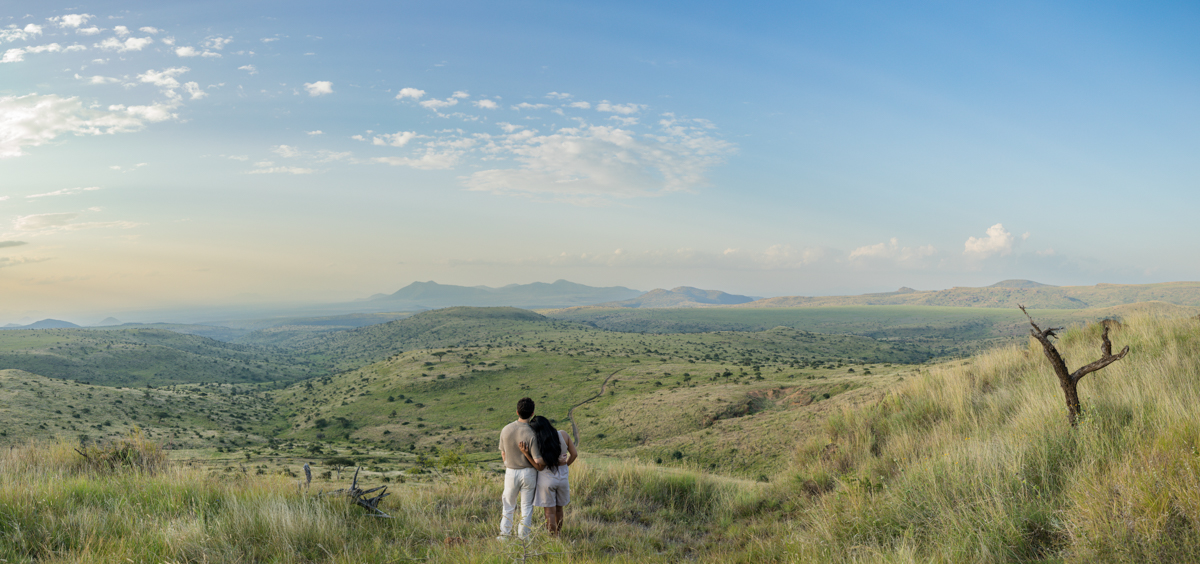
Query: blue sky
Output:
[[2, 1, 1199, 321]]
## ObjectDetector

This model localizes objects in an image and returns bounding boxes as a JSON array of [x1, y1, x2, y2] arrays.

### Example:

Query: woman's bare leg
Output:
[[555, 506, 565, 534], [543, 507, 557, 533]]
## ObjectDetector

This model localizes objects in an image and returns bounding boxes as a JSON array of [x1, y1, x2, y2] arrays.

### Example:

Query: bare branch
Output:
[[1020, 307, 1129, 427], [1070, 324, 1130, 384]]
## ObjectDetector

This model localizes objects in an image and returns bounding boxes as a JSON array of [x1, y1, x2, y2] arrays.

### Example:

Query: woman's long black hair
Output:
[[529, 416, 561, 471]]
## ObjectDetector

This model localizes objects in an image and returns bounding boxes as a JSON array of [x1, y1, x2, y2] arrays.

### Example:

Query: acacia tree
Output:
[[1020, 305, 1129, 427]]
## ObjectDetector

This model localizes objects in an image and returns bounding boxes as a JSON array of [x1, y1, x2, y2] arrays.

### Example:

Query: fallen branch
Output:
[[321, 467, 393, 518]]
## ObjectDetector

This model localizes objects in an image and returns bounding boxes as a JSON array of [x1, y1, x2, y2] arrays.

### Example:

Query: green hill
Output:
[[0, 328, 313, 387]]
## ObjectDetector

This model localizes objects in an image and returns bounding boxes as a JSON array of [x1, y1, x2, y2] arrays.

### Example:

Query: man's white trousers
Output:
[[499, 467, 538, 538]]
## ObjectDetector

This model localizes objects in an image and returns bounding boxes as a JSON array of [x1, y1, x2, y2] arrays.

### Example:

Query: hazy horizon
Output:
[[4, 1, 1199, 320]]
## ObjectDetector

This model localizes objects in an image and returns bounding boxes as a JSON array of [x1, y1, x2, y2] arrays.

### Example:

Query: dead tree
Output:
[[1020, 305, 1129, 427]]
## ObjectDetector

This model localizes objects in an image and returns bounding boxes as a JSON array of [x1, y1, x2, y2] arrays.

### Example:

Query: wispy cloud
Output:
[[596, 101, 643, 115], [175, 45, 220, 58], [848, 237, 937, 266], [0, 94, 175, 159], [463, 115, 733, 202], [11, 210, 137, 234], [26, 186, 101, 199]]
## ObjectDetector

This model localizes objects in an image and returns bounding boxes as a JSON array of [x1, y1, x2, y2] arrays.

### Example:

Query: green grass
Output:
[[545, 303, 1192, 357], [785, 312, 1200, 562]]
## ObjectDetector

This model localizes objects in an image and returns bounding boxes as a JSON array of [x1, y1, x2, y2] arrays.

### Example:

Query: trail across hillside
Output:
[[567, 368, 624, 447]]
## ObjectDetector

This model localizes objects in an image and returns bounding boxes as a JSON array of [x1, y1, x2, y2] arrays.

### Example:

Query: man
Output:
[[498, 397, 542, 540]]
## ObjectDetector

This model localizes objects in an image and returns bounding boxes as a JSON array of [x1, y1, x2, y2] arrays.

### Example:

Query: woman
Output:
[[518, 415, 577, 536]]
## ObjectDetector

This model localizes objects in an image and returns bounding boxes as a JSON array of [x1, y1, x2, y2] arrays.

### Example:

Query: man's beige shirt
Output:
[[499, 420, 541, 470]]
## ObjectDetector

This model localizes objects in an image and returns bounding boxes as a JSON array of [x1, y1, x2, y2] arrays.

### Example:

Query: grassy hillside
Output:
[[786, 312, 1200, 562], [0, 328, 316, 387], [272, 315, 922, 477], [0, 369, 286, 449]]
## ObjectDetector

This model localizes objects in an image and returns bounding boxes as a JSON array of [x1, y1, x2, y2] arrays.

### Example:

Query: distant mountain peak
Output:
[[602, 286, 756, 308], [988, 279, 1053, 289], [369, 280, 643, 309]]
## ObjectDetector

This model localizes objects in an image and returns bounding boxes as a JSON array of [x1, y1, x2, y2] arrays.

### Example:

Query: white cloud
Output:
[[546, 92, 571, 99], [964, 223, 1015, 259], [303, 81, 333, 96], [12, 210, 136, 234], [0, 94, 171, 159], [596, 101, 644, 115], [272, 145, 300, 158], [306, 130, 323, 136], [237, 64, 257, 74], [512, 102, 549, 110], [247, 166, 314, 175], [463, 117, 732, 201], [261, 37, 279, 43], [50, 14, 94, 29], [139, 27, 159, 34], [1, 43, 85, 63], [138, 66, 189, 89], [107, 102, 179, 123], [473, 99, 498, 109], [497, 122, 522, 133], [1, 24, 43, 42], [76, 26, 101, 36], [848, 237, 937, 264], [14, 212, 78, 230], [372, 131, 417, 147], [419, 97, 458, 111], [175, 46, 220, 58], [372, 152, 458, 170], [203, 36, 233, 50], [112, 25, 130, 37], [96, 36, 153, 52], [395, 87, 425, 100], [568, 101, 591, 109], [26, 186, 101, 199], [161, 36, 175, 46], [451, 91, 470, 99], [182, 81, 206, 100]]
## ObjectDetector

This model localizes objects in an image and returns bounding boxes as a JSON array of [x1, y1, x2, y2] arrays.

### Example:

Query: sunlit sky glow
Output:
[[3, 1, 1199, 322]]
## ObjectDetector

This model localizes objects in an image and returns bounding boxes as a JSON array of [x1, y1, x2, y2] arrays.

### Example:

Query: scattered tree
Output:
[[1020, 305, 1129, 427]]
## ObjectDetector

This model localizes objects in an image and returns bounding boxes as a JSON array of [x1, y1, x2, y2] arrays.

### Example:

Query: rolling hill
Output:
[[599, 286, 757, 308], [743, 280, 1200, 309]]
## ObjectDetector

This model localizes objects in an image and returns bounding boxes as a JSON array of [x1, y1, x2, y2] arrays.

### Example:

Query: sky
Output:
[[3, 1, 1199, 322]]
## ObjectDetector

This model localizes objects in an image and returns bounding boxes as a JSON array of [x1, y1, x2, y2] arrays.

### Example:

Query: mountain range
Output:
[[363, 279, 642, 309]]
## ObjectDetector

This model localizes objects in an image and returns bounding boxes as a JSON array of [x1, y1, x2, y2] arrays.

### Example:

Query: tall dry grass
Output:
[[788, 313, 1200, 562], [0, 434, 788, 562]]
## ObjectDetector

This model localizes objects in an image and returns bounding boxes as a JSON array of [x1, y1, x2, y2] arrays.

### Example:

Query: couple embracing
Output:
[[497, 397, 578, 540]]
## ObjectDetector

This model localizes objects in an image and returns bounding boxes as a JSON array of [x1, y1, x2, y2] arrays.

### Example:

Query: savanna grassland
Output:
[[1, 305, 1199, 562]]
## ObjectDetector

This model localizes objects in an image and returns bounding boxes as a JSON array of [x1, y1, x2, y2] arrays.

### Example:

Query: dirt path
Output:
[[566, 368, 624, 447]]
